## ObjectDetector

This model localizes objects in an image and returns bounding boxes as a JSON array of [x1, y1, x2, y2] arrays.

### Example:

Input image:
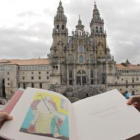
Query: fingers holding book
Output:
[[0, 111, 13, 122], [127, 96, 140, 112]]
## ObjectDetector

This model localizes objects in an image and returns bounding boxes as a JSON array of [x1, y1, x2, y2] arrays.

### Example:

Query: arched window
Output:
[[78, 46, 84, 53], [77, 70, 86, 85], [57, 25, 59, 30], [96, 27, 98, 33], [62, 25, 65, 30], [79, 55, 84, 63], [78, 30, 82, 36]]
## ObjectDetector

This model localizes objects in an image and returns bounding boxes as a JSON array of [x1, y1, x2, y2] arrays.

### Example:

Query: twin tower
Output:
[[49, 1, 116, 94]]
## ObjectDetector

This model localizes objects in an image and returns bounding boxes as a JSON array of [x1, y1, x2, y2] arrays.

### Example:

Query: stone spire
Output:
[[53, 0, 68, 38], [76, 15, 84, 31], [90, 2, 105, 34], [91, 2, 103, 24], [78, 15, 82, 26], [57, 1, 64, 14], [54, 0, 67, 21]]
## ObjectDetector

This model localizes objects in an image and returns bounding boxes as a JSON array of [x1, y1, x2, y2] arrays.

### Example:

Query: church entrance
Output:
[[76, 70, 86, 85]]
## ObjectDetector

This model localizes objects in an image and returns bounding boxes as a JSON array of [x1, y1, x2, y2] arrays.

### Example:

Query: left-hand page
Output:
[[3, 88, 25, 114], [0, 88, 77, 140]]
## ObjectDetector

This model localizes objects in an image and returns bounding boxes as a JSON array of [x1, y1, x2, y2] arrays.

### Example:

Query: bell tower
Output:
[[90, 2, 107, 58], [50, 1, 68, 93], [53, 1, 68, 37]]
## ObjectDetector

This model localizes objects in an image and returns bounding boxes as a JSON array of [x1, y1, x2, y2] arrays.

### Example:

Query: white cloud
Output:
[[0, 0, 140, 64]]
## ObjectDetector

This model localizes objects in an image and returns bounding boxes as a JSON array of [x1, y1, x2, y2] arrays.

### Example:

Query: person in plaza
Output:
[[127, 95, 140, 111]]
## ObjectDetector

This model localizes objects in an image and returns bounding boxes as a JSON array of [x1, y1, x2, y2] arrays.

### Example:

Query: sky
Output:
[[0, 0, 140, 64]]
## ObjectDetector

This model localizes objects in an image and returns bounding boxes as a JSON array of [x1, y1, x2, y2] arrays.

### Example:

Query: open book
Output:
[[1, 88, 140, 140]]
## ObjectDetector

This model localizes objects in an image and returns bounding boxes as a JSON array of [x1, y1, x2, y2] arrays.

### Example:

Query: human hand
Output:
[[0, 111, 13, 122], [127, 96, 140, 111]]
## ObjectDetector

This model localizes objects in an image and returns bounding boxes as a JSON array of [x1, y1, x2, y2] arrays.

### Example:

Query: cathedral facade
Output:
[[0, 1, 140, 100], [49, 1, 116, 94]]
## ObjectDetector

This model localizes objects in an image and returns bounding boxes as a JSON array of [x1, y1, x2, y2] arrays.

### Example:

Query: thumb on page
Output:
[[0, 112, 13, 121], [5, 115, 13, 121]]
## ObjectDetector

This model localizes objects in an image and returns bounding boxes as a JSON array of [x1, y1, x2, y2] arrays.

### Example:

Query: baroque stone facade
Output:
[[49, 2, 116, 94], [0, 2, 140, 99]]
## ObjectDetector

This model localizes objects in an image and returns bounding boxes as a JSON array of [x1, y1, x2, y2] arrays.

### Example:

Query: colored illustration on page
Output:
[[20, 92, 69, 140]]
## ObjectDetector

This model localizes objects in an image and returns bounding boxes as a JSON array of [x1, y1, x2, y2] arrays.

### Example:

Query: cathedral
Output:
[[0, 1, 140, 100], [49, 1, 116, 95]]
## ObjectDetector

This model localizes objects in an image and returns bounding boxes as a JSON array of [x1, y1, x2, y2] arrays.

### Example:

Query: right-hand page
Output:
[[72, 89, 140, 140]]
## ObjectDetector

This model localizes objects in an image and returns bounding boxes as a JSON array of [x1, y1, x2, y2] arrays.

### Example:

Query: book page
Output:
[[3, 88, 24, 114], [73, 89, 140, 140], [0, 88, 24, 130], [0, 88, 77, 140]]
